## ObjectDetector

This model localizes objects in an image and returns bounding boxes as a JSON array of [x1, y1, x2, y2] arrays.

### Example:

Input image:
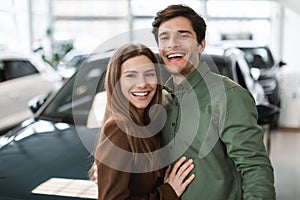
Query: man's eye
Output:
[[145, 72, 156, 77], [179, 34, 189, 39], [159, 36, 169, 41]]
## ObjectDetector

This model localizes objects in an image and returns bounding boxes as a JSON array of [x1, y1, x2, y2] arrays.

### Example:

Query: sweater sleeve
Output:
[[95, 121, 179, 200], [220, 87, 276, 199]]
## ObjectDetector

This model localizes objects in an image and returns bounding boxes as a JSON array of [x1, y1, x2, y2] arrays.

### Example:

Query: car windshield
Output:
[[40, 57, 110, 125], [240, 47, 274, 69], [61, 54, 87, 69]]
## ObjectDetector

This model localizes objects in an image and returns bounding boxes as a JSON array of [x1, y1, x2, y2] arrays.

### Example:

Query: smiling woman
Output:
[[94, 43, 195, 199], [120, 55, 158, 110]]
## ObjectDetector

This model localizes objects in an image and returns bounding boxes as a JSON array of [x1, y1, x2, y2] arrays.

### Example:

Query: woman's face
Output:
[[120, 55, 158, 110]]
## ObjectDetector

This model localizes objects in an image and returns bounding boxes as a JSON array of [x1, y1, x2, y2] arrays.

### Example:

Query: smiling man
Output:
[[152, 4, 276, 200]]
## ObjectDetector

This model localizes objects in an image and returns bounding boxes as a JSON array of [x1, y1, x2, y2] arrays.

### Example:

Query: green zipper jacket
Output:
[[162, 62, 275, 200]]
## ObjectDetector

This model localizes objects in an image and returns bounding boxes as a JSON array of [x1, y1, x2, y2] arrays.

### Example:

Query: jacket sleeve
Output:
[[95, 121, 178, 200], [219, 87, 276, 199]]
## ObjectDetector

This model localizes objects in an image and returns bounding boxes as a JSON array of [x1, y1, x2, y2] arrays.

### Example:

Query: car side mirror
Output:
[[28, 95, 48, 113], [279, 61, 286, 67]]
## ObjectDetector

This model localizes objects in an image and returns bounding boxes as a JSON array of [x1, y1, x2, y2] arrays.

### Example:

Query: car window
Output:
[[62, 55, 87, 69], [0, 62, 5, 82], [201, 54, 233, 80], [1, 60, 38, 81], [241, 47, 274, 69], [41, 57, 110, 125]]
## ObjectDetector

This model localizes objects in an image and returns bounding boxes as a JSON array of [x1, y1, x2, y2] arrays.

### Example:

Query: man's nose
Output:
[[167, 35, 180, 49]]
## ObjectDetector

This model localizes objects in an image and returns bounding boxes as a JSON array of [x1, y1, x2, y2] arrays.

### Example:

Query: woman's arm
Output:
[[95, 121, 195, 200]]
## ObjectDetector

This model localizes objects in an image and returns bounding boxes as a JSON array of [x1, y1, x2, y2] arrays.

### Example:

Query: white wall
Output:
[[282, 8, 300, 69]]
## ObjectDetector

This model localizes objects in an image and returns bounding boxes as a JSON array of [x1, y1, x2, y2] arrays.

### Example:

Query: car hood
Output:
[[0, 118, 96, 149], [0, 117, 99, 199]]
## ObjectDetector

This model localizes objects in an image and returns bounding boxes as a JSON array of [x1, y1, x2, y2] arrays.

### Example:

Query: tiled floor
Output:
[[269, 128, 300, 200]]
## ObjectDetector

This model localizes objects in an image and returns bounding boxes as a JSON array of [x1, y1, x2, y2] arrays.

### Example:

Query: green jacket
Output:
[[162, 63, 275, 200]]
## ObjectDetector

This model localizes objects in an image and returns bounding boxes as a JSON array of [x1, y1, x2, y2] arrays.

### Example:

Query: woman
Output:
[[94, 43, 195, 199]]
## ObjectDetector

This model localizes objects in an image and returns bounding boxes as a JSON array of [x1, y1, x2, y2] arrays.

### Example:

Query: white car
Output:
[[0, 52, 63, 134]]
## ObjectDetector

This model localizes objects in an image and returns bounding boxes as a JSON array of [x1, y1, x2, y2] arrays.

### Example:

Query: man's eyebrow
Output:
[[145, 68, 156, 72], [177, 30, 192, 34], [158, 30, 192, 37]]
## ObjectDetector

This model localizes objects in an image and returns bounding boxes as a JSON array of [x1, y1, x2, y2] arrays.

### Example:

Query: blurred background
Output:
[[1, 0, 299, 67], [1, 0, 300, 199]]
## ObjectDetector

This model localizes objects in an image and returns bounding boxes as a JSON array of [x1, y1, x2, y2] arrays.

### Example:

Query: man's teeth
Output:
[[132, 92, 148, 96], [167, 53, 184, 58]]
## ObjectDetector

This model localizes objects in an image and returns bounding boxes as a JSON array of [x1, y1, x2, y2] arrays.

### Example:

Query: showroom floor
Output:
[[269, 128, 300, 200]]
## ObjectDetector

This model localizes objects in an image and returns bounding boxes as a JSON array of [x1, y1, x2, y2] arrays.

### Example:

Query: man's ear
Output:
[[198, 39, 206, 54]]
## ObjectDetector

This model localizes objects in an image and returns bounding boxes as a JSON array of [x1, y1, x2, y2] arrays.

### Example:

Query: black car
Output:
[[0, 56, 111, 199], [202, 46, 269, 105], [0, 47, 272, 199], [237, 45, 285, 107]]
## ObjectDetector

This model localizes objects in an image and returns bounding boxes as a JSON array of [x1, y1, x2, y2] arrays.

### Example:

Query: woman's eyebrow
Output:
[[123, 70, 137, 74], [123, 68, 155, 74]]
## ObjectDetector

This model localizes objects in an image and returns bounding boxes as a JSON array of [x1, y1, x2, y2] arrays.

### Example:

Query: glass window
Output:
[[207, 0, 271, 18], [53, 0, 128, 17], [2, 60, 38, 80], [54, 20, 129, 49], [41, 57, 110, 125], [241, 47, 274, 69], [130, 0, 204, 16], [207, 19, 271, 44]]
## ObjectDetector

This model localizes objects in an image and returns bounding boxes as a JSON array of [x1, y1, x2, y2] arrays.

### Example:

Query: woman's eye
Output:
[[125, 74, 135, 78]]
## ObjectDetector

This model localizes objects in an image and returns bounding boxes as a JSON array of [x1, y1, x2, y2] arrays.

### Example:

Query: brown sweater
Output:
[[95, 120, 178, 200]]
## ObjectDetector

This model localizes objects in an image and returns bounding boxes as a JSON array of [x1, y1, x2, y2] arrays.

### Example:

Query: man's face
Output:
[[157, 16, 205, 77]]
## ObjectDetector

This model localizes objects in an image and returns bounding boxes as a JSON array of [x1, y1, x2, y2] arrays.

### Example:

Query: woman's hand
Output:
[[88, 162, 98, 184], [164, 156, 195, 197]]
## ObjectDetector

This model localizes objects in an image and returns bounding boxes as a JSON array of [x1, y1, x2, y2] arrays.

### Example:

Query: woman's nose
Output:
[[136, 75, 146, 88]]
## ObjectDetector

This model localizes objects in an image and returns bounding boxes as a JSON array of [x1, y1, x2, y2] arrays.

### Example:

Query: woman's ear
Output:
[[198, 39, 206, 54]]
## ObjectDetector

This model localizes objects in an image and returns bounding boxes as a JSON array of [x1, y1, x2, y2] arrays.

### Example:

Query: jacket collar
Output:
[[164, 62, 211, 98]]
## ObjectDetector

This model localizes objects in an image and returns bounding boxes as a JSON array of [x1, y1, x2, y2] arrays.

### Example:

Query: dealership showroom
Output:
[[1, 0, 300, 199]]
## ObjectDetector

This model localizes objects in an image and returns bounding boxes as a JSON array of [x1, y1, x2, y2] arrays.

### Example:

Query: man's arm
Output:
[[220, 86, 276, 199]]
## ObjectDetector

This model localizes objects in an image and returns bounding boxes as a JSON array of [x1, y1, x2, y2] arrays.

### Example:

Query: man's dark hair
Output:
[[152, 4, 206, 44]]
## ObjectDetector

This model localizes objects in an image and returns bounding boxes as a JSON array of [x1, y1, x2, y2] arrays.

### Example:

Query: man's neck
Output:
[[172, 67, 197, 88]]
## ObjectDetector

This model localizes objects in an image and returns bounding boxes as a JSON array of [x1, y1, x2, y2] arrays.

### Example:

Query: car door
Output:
[[0, 59, 56, 132], [234, 55, 268, 105]]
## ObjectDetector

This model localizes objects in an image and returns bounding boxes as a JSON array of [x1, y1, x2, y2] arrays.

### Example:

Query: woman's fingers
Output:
[[175, 158, 194, 179], [170, 156, 187, 176], [182, 173, 195, 188], [165, 156, 196, 197], [163, 165, 172, 182]]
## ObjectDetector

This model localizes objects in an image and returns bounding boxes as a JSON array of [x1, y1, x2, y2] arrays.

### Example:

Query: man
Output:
[[152, 4, 276, 199]]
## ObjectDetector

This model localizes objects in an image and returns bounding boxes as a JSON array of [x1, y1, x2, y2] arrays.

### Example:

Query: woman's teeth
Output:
[[132, 92, 149, 96]]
